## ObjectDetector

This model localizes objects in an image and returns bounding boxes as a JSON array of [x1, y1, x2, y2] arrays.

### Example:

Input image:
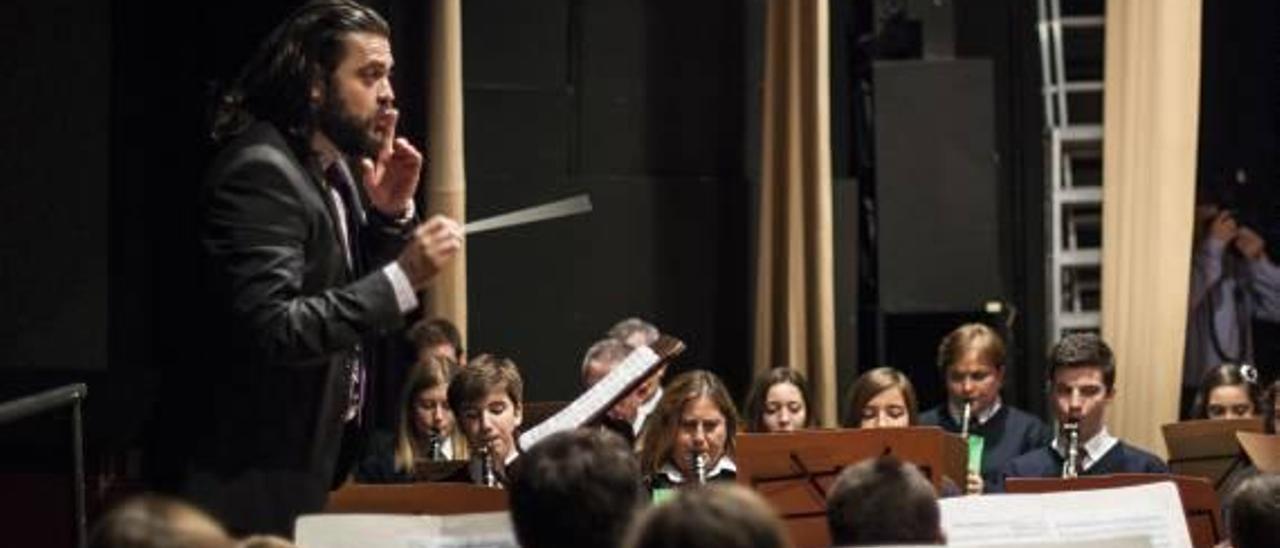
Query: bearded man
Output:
[[180, 0, 462, 536]]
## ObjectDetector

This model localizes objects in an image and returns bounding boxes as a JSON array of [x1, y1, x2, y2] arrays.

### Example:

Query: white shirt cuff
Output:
[[382, 262, 419, 313]]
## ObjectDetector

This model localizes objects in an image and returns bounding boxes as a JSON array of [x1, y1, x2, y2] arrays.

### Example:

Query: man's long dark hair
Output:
[[211, 0, 389, 144]]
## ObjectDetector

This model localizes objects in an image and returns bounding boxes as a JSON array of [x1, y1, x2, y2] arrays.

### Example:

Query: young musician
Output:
[[638, 370, 740, 490], [919, 323, 1052, 494], [407, 317, 466, 365], [743, 367, 815, 433], [355, 355, 467, 483], [447, 355, 523, 486], [1189, 363, 1263, 420], [999, 334, 1167, 489], [842, 367, 919, 428]]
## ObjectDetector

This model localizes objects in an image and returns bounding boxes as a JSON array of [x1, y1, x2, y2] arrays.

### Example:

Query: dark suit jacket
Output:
[[995, 439, 1169, 492], [181, 122, 411, 536], [920, 403, 1053, 489]]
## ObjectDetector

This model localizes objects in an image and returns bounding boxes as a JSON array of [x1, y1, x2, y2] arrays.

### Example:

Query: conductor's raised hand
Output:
[[362, 108, 423, 217], [397, 215, 463, 289]]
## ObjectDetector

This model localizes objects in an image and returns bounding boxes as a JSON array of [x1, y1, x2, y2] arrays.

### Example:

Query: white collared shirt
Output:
[[657, 455, 737, 485], [417, 435, 455, 461], [314, 149, 419, 315], [1051, 426, 1118, 471], [948, 397, 1003, 427]]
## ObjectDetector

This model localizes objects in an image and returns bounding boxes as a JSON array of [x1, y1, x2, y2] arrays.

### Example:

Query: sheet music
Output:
[[855, 542, 1148, 548], [938, 482, 1190, 548], [295, 512, 517, 548], [517, 345, 660, 451]]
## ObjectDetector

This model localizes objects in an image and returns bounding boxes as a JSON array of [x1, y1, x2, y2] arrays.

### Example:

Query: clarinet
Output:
[[480, 444, 497, 487], [1061, 421, 1081, 479], [692, 452, 708, 486], [427, 431, 444, 462]]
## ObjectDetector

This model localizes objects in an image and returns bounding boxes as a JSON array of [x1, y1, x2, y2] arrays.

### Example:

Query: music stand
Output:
[[734, 427, 967, 548], [1161, 418, 1262, 488], [1005, 474, 1223, 548], [412, 460, 470, 482], [1236, 431, 1280, 473], [324, 482, 507, 515]]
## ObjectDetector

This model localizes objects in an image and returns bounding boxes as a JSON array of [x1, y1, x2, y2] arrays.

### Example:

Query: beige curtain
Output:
[[754, 0, 837, 426], [422, 0, 468, 341], [1101, 0, 1201, 458]]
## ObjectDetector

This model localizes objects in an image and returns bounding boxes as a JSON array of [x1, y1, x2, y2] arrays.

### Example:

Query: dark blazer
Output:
[[995, 439, 1169, 492], [920, 403, 1053, 489], [181, 122, 411, 536]]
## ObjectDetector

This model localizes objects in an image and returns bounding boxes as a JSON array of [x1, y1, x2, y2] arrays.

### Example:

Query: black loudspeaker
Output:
[[874, 59, 1005, 314]]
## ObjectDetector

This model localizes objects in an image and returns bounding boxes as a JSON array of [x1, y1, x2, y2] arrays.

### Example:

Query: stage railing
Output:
[[0, 383, 89, 548]]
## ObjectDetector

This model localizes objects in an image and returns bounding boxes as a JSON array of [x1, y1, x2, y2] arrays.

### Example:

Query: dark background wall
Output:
[[457, 0, 753, 403]]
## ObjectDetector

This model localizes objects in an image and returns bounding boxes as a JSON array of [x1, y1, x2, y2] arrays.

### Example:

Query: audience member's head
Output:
[[1048, 333, 1116, 441], [826, 456, 945, 546], [743, 367, 814, 433], [580, 338, 646, 424], [638, 370, 740, 481], [842, 366, 919, 428], [1191, 363, 1262, 420], [936, 323, 1006, 417], [608, 317, 660, 348], [396, 354, 466, 469], [408, 317, 465, 364], [1227, 473, 1280, 548], [508, 428, 644, 548], [624, 484, 792, 548], [90, 494, 232, 548], [1265, 379, 1280, 434], [236, 536, 298, 548], [448, 354, 524, 465]]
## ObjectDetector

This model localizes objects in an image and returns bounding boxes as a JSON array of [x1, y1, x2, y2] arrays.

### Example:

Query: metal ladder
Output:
[[1037, 0, 1106, 341]]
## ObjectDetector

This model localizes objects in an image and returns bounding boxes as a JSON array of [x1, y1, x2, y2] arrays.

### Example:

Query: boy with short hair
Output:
[[999, 334, 1167, 488]]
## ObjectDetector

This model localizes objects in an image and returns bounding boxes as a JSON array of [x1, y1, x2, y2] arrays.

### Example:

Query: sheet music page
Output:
[[855, 542, 1148, 548], [938, 482, 1190, 548], [294, 512, 517, 548], [517, 345, 659, 450]]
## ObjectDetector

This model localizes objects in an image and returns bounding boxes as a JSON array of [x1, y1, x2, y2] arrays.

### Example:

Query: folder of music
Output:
[[945, 481, 1192, 548], [1004, 474, 1220, 548], [516, 335, 684, 451], [297, 511, 517, 548]]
